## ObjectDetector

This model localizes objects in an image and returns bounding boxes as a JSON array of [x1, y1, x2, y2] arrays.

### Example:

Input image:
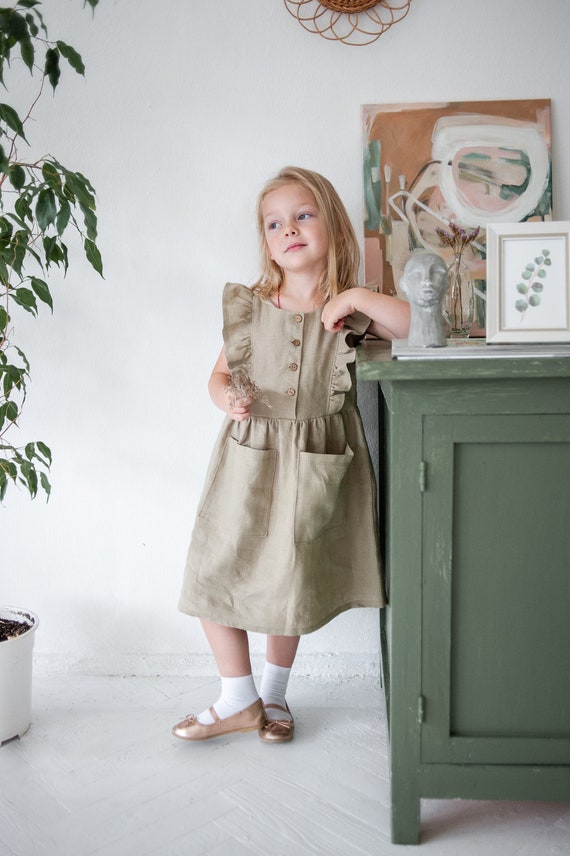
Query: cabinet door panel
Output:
[[421, 414, 570, 765]]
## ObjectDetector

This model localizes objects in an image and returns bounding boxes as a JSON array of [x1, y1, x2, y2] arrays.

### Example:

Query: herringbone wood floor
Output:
[[1, 675, 569, 855]]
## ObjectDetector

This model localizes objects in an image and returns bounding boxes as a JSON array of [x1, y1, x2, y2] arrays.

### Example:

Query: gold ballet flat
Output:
[[258, 703, 295, 743], [172, 698, 266, 741]]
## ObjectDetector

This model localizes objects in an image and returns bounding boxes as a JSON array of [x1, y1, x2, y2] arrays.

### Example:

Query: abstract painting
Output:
[[362, 100, 552, 332]]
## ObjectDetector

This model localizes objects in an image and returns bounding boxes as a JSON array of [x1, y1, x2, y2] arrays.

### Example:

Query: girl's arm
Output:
[[321, 287, 410, 341], [208, 347, 253, 422]]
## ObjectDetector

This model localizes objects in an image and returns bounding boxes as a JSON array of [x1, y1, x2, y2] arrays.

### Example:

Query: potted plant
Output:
[[0, 0, 101, 742], [0, 607, 39, 742]]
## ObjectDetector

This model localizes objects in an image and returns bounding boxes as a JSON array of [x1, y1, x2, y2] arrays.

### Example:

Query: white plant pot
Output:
[[0, 607, 39, 744]]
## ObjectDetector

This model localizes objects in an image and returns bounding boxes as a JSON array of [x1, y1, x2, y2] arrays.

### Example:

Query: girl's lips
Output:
[[285, 242, 306, 252]]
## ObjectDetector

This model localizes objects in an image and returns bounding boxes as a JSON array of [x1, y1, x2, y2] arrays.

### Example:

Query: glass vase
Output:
[[444, 256, 474, 338]]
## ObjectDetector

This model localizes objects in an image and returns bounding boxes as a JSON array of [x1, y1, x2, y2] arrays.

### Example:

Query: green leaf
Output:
[[40, 470, 51, 500], [0, 144, 9, 174], [44, 47, 60, 90], [19, 459, 38, 498], [0, 9, 28, 40], [17, 1, 41, 9], [84, 238, 103, 276], [0, 103, 28, 142], [64, 170, 96, 210], [542, 249, 550, 256], [3, 364, 24, 396], [0, 457, 18, 482], [24, 12, 39, 38], [529, 294, 541, 307], [525, 263, 535, 271], [0, 305, 8, 330], [37, 440, 52, 464], [534, 256, 544, 265], [6, 400, 18, 422], [12, 286, 37, 313], [42, 235, 66, 270], [544, 257, 552, 266], [14, 345, 30, 372], [9, 163, 26, 190], [0, 215, 13, 241], [521, 270, 532, 280], [14, 193, 32, 223], [42, 161, 62, 191], [537, 269, 547, 278], [20, 34, 34, 71], [25, 441, 35, 461], [81, 204, 97, 240], [30, 276, 53, 310], [531, 282, 544, 293], [55, 200, 71, 235], [10, 229, 29, 275], [515, 299, 528, 313], [56, 41, 85, 76], [516, 283, 528, 294], [35, 187, 57, 230]]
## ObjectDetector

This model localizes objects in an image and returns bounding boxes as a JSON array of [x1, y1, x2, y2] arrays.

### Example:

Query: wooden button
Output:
[[294, 314, 303, 323], [291, 339, 301, 347], [287, 388, 296, 396], [289, 363, 298, 372]]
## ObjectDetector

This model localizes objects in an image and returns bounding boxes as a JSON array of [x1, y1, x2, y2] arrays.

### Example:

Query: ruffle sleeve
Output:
[[222, 282, 253, 374], [329, 310, 371, 414]]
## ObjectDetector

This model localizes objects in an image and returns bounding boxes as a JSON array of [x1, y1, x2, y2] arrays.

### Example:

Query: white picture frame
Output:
[[486, 221, 570, 343]]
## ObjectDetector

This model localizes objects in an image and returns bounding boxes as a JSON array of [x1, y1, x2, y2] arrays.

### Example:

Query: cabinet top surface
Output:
[[357, 340, 570, 382]]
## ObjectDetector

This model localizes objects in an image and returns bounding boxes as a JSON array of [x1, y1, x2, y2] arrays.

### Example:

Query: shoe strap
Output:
[[264, 703, 290, 715], [209, 706, 221, 723]]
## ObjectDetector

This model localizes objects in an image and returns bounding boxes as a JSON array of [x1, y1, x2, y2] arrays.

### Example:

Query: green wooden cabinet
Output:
[[357, 341, 570, 845]]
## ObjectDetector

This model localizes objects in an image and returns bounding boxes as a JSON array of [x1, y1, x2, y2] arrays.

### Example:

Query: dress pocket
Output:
[[294, 445, 354, 543], [199, 438, 277, 537]]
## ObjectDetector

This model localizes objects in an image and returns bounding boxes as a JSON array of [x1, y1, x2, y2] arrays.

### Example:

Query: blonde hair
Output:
[[253, 166, 360, 303]]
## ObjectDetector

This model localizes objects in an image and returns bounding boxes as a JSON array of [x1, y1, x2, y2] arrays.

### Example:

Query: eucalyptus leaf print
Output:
[[515, 249, 551, 321]]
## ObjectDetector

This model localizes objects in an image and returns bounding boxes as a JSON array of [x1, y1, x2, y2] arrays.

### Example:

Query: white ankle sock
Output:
[[260, 661, 293, 721], [197, 674, 259, 725]]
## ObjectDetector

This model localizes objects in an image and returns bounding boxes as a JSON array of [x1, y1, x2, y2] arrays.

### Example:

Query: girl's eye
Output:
[[298, 212, 311, 221], [267, 221, 280, 231]]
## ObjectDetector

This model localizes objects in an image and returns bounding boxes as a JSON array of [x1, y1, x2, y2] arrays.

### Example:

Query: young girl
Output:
[[174, 166, 410, 743]]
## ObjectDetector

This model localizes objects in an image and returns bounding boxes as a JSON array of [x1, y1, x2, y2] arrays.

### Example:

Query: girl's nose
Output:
[[285, 221, 298, 236]]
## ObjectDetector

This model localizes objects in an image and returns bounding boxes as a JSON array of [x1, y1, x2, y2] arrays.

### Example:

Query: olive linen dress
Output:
[[178, 282, 385, 636]]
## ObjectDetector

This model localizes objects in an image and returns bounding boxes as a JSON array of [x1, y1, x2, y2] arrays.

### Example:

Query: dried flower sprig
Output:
[[227, 371, 271, 410], [435, 221, 480, 256]]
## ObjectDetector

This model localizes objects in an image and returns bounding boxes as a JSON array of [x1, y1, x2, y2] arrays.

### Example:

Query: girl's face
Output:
[[262, 183, 330, 283]]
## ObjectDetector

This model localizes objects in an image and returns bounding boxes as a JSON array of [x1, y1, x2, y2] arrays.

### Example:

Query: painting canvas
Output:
[[362, 99, 552, 333]]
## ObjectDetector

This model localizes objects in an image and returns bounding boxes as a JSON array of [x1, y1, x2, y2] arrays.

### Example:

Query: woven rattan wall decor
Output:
[[283, 0, 412, 46]]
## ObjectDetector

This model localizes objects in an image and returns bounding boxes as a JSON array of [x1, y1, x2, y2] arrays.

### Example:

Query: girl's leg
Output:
[[200, 618, 252, 676], [260, 635, 300, 724], [196, 619, 259, 724], [265, 634, 300, 668]]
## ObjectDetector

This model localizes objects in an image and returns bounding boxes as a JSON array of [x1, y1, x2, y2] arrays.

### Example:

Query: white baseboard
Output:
[[34, 651, 381, 680]]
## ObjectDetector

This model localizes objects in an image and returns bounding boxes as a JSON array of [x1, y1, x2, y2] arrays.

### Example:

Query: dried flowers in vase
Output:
[[435, 221, 480, 338]]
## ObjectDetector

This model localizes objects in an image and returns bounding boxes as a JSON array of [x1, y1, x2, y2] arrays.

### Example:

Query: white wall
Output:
[[2, 0, 570, 676]]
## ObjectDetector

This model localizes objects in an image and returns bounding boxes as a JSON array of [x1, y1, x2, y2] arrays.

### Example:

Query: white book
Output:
[[391, 339, 570, 360]]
